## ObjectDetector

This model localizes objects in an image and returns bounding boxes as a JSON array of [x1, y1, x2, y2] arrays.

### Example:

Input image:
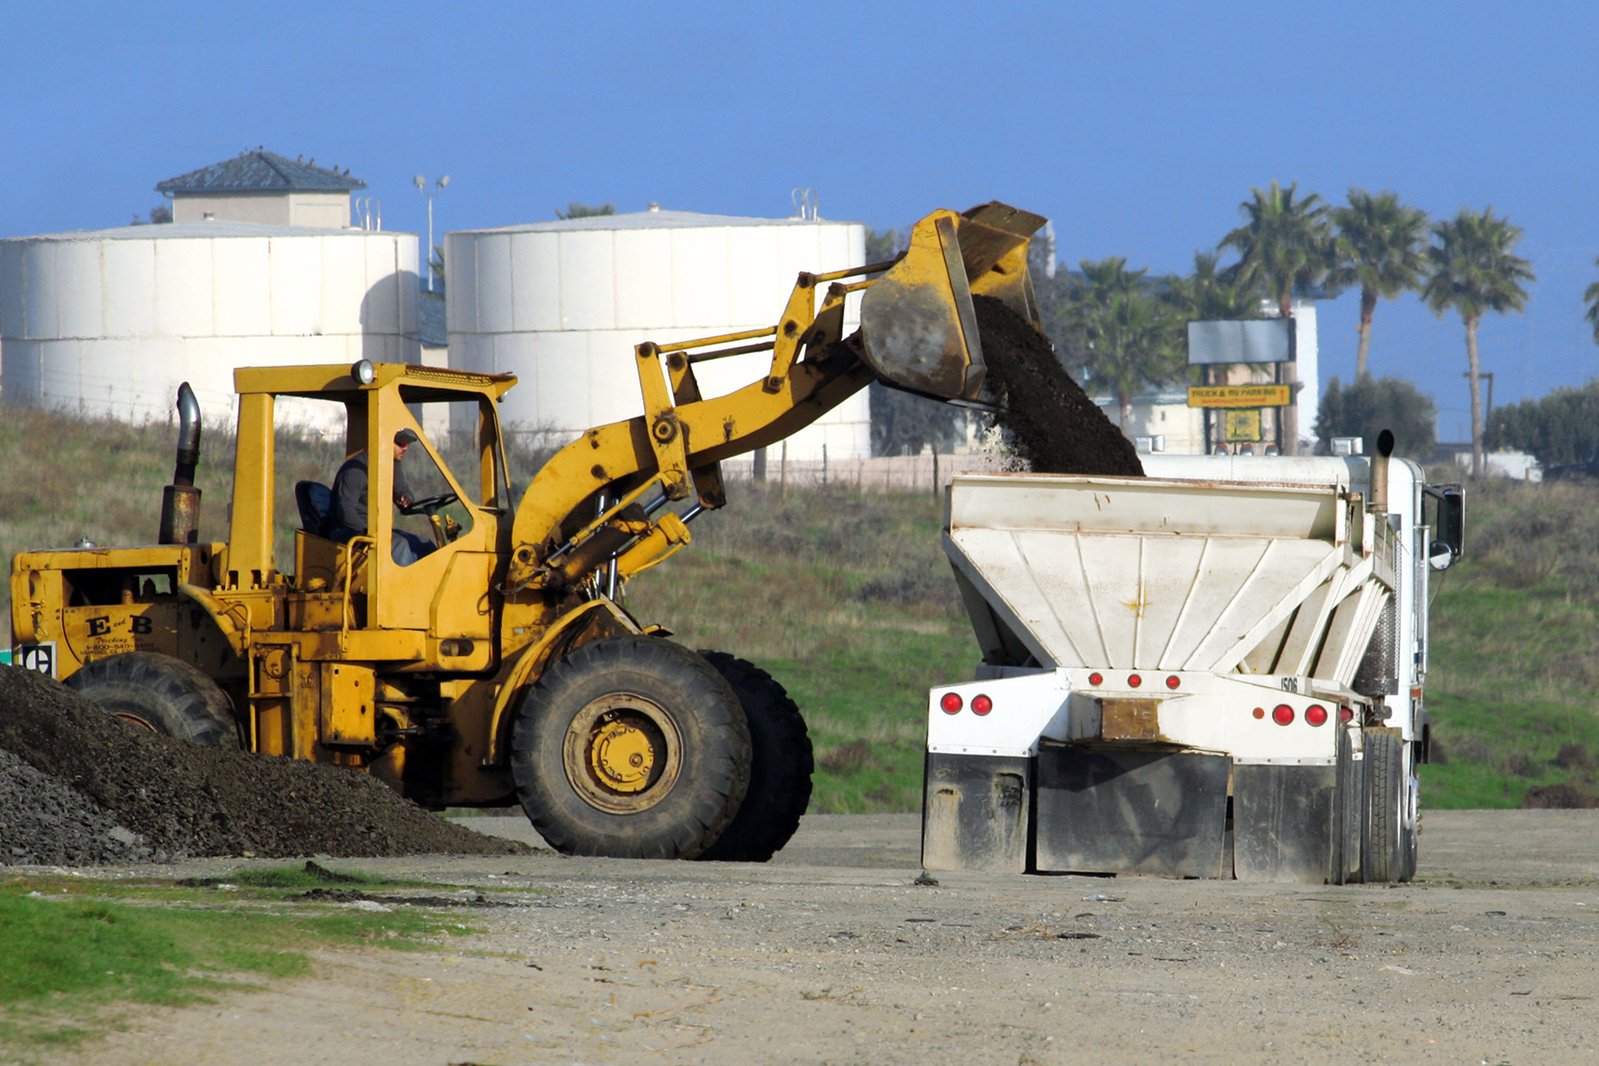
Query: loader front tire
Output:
[[695, 652, 813, 863], [511, 637, 751, 859], [66, 652, 238, 747]]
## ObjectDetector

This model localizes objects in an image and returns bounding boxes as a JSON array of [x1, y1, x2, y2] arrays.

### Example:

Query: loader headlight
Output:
[[351, 359, 376, 385]]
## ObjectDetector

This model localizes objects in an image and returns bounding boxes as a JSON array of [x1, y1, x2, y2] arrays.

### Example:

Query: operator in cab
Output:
[[328, 428, 434, 565]]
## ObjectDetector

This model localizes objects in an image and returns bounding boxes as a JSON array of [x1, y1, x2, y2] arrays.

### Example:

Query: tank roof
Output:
[[10, 221, 403, 242], [156, 149, 366, 194], [461, 208, 858, 235]]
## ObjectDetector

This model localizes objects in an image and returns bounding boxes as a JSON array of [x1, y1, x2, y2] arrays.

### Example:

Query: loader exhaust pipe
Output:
[[158, 382, 202, 545], [1370, 429, 1394, 514]]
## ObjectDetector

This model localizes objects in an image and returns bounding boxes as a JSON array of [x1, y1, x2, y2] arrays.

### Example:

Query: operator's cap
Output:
[[394, 429, 419, 447]]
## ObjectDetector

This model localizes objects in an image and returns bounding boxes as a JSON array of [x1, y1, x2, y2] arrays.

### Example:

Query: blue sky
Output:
[[5, 1, 1597, 440]]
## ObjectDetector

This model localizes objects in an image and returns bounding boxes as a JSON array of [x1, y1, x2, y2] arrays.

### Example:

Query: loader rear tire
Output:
[[66, 652, 238, 747], [1361, 727, 1418, 883], [695, 652, 813, 863], [511, 637, 751, 860]]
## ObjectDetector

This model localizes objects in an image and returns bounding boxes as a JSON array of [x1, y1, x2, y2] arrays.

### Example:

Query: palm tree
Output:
[[1585, 257, 1599, 345], [1219, 181, 1336, 452], [1329, 190, 1430, 379], [1422, 207, 1535, 478], [1162, 251, 1260, 322], [1219, 180, 1336, 317], [1069, 258, 1183, 427]]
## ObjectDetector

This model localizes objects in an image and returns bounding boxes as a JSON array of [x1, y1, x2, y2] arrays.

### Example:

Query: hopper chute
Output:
[[858, 202, 1046, 403]]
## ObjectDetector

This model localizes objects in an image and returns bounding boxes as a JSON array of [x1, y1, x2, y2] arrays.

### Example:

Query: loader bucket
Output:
[[858, 202, 1047, 403]]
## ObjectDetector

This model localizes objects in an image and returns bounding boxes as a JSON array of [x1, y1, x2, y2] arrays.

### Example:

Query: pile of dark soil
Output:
[[974, 294, 1145, 477], [0, 665, 530, 866]]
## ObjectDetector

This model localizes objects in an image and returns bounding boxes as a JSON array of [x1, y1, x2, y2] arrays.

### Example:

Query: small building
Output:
[[156, 149, 367, 228]]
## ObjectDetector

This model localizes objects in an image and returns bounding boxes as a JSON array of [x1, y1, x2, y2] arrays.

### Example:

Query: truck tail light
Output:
[[1165, 675, 1180, 690], [1305, 704, 1328, 727], [1272, 704, 1295, 726], [1338, 706, 1354, 723], [1087, 672, 1103, 686], [1128, 673, 1143, 688], [940, 692, 963, 714], [971, 694, 993, 716]]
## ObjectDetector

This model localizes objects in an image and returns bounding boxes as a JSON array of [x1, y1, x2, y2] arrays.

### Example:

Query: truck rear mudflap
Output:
[[923, 747, 1350, 882]]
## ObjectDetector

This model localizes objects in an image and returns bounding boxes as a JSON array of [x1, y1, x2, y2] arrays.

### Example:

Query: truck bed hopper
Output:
[[944, 472, 1396, 684]]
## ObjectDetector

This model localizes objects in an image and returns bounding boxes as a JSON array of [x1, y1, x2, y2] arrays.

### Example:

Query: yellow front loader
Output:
[[10, 203, 1045, 861]]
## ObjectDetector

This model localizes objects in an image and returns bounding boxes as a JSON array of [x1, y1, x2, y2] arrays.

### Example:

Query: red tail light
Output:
[[940, 692, 963, 714], [1087, 672, 1103, 686], [1165, 675, 1180, 690], [1128, 674, 1143, 689], [1271, 704, 1295, 726], [1305, 704, 1328, 727], [971, 694, 993, 716], [1338, 706, 1354, 723]]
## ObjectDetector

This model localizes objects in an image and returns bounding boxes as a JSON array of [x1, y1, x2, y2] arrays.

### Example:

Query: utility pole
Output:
[[414, 174, 450, 291]]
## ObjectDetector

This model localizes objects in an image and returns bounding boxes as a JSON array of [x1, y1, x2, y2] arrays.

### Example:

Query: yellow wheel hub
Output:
[[563, 695, 684, 814], [588, 718, 656, 793]]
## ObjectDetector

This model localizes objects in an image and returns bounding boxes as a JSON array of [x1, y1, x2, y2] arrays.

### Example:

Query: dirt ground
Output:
[[57, 809, 1599, 1065]]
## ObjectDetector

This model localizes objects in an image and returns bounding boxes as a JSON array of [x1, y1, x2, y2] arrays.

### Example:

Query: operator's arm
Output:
[[393, 464, 413, 510]]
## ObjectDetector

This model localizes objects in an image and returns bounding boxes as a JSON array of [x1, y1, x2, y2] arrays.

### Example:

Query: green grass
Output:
[[0, 866, 468, 1055]]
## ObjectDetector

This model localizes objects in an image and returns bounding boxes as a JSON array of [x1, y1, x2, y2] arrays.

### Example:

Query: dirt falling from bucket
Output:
[[973, 295, 1145, 477]]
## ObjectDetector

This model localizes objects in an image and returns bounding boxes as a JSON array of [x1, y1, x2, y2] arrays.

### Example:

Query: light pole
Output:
[[414, 174, 450, 291]]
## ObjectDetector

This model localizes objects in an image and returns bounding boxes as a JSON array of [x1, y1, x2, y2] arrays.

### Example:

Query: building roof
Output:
[[156, 149, 366, 195]]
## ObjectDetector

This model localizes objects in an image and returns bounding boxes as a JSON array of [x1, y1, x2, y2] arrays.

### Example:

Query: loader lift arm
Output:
[[505, 202, 1046, 593]]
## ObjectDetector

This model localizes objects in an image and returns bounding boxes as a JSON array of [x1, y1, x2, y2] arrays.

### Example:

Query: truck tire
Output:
[[510, 636, 752, 859], [65, 651, 238, 747], [695, 652, 813, 863], [1361, 727, 1418, 883]]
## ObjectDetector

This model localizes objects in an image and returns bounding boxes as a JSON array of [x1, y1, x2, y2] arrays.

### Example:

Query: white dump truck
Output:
[[923, 435, 1464, 883]]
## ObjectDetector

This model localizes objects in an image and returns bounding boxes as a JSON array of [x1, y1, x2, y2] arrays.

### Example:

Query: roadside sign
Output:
[[1187, 385, 1291, 409], [1224, 410, 1262, 442]]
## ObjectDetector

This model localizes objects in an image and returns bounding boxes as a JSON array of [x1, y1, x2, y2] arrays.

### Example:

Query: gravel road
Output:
[[63, 810, 1599, 1065]]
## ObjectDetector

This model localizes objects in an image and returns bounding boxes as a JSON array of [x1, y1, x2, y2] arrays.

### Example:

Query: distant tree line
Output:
[[1488, 381, 1599, 467]]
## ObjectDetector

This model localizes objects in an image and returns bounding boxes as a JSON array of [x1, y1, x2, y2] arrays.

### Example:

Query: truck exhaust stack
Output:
[[157, 382, 202, 545]]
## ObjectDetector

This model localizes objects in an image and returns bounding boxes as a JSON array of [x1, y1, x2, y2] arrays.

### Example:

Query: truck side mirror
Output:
[[1424, 484, 1465, 563]]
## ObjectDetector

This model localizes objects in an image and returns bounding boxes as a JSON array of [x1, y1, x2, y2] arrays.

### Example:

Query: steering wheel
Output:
[[400, 492, 458, 516]]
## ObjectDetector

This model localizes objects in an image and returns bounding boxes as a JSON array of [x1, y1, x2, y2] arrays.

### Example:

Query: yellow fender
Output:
[[485, 598, 641, 765], [177, 583, 252, 658]]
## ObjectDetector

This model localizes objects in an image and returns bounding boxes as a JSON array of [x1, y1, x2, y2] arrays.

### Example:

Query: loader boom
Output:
[[505, 202, 1046, 592]]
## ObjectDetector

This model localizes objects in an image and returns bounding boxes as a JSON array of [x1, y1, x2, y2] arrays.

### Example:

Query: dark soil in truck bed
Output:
[[0, 664, 530, 866], [974, 294, 1145, 477]]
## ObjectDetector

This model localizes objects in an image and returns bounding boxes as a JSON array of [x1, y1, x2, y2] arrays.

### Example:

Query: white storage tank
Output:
[[445, 209, 871, 460], [0, 222, 420, 429]]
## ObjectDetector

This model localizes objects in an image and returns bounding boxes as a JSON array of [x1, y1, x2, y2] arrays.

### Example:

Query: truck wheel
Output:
[[1361, 727, 1418, 883], [695, 652, 813, 863], [511, 636, 752, 859], [65, 652, 238, 747]]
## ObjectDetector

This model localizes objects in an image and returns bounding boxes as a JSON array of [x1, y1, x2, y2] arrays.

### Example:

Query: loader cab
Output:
[[227, 361, 517, 669]]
